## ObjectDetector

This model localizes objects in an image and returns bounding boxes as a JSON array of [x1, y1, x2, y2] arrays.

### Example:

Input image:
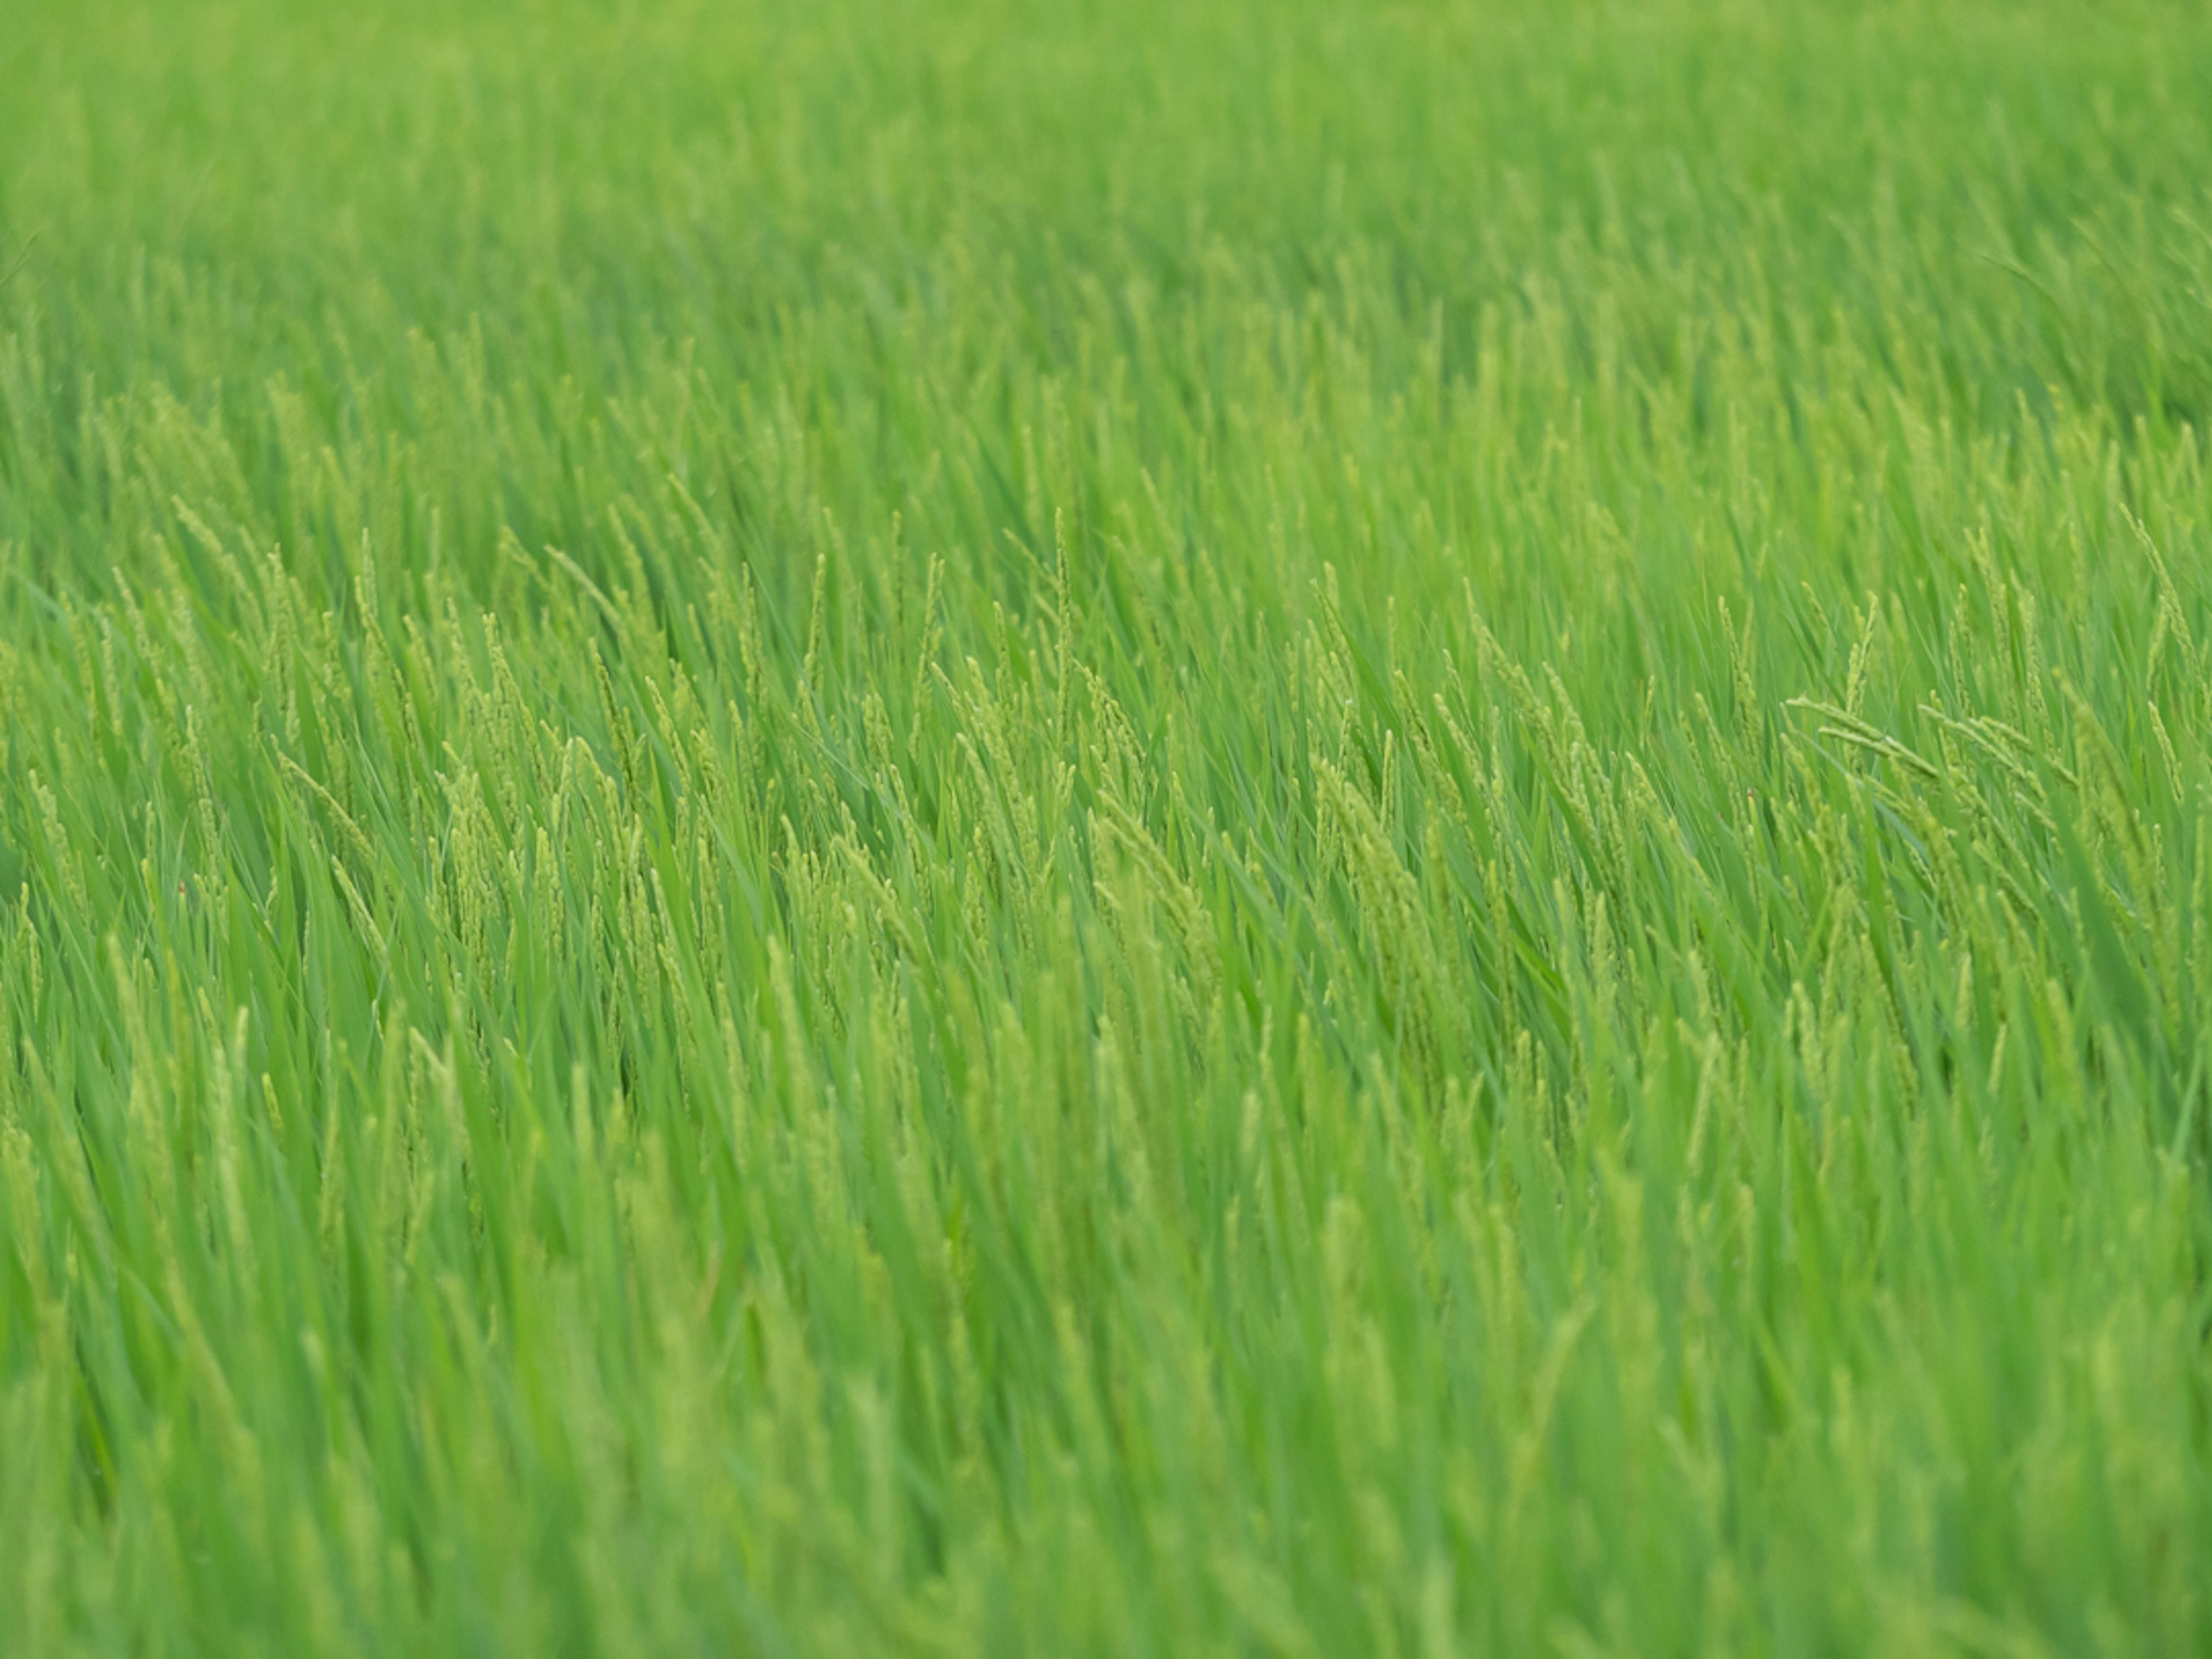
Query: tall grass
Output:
[[3, 0, 2211, 1652]]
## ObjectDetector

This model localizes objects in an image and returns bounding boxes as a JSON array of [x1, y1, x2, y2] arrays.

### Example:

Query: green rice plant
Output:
[[3, 0, 2212, 1653]]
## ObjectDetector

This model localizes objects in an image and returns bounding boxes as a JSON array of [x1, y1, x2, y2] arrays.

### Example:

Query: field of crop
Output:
[[4, 1, 2211, 1653]]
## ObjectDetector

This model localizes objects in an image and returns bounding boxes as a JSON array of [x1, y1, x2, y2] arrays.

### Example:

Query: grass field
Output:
[[4, 1, 2212, 1652]]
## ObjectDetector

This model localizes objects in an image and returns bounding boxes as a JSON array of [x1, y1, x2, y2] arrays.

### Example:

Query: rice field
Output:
[[3, 1, 2211, 1653]]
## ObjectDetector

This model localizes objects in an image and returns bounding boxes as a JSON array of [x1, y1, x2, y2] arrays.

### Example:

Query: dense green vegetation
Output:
[[5, 1, 2212, 1652]]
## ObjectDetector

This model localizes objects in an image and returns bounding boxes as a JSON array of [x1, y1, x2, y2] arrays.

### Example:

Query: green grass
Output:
[[3, 0, 2211, 1652]]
